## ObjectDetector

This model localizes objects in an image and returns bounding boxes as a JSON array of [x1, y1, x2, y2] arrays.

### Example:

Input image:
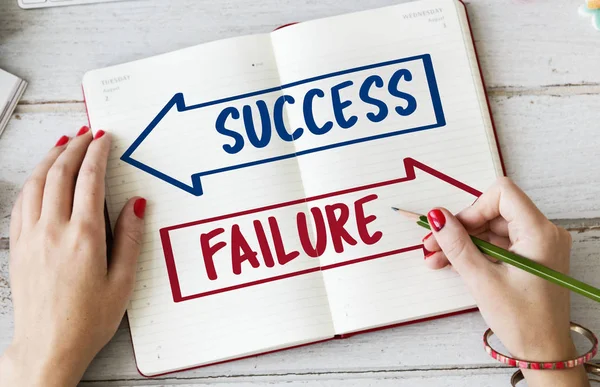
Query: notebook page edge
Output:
[[454, 0, 505, 178]]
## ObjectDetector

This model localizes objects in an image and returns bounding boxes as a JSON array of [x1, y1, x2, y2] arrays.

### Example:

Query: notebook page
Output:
[[82, 34, 335, 375], [270, 0, 503, 334]]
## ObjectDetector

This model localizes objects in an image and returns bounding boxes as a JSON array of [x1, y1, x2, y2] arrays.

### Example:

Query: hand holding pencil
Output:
[[403, 177, 591, 386]]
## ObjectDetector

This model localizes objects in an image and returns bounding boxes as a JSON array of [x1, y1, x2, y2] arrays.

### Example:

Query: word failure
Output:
[[200, 194, 382, 281]]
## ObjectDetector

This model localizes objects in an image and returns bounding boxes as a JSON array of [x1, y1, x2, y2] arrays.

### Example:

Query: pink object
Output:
[[483, 323, 598, 370]]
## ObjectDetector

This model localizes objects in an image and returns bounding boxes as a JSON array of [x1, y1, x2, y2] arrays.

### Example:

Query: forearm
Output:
[[0, 342, 89, 387]]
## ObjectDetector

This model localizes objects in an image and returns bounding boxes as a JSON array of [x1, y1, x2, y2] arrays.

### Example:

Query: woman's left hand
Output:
[[0, 126, 146, 387]]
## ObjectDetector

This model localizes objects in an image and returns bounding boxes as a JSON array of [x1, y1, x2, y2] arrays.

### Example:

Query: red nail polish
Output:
[[427, 209, 446, 232], [94, 130, 105, 140], [424, 250, 436, 260], [77, 126, 90, 136], [55, 135, 69, 147], [422, 232, 432, 243], [133, 198, 147, 219]]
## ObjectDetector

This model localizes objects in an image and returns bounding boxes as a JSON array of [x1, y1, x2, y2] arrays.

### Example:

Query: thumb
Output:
[[109, 197, 146, 290], [427, 208, 492, 281]]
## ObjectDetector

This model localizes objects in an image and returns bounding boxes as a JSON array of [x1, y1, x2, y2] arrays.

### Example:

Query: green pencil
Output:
[[391, 207, 600, 304]]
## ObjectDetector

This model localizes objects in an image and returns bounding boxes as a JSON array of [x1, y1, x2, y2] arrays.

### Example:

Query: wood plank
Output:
[[493, 94, 600, 219], [0, 0, 598, 103], [2, 93, 600, 240], [78, 369, 515, 386], [1, 230, 598, 381]]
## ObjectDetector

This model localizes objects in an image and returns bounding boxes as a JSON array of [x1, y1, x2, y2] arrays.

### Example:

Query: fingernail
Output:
[[133, 198, 147, 219], [427, 209, 446, 232], [77, 126, 90, 136], [422, 232, 432, 242], [94, 130, 106, 140], [55, 135, 69, 147]]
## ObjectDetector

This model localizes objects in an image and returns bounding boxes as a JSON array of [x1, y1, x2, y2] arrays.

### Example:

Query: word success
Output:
[[215, 68, 417, 154], [200, 194, 383, 280]]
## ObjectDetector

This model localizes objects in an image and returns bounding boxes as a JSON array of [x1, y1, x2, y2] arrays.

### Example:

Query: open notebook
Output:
[[82, 0, 504, 376]]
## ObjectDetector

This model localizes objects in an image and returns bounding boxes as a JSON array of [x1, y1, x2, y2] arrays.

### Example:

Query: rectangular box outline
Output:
[[160, 158, 481, 303]]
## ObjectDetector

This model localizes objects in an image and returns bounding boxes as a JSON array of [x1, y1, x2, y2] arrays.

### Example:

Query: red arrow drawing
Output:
[[160, 158, 482, 303]]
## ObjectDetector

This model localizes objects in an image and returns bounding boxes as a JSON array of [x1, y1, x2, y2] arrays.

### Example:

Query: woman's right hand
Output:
[[422, 177, 589, 387]]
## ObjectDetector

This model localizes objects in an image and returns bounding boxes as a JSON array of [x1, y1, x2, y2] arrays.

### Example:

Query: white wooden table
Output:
[[1, 0, 599, 385]]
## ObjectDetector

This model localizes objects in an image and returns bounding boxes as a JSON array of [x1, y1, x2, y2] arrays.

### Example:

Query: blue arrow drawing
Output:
[[121, 54, 445, 196]]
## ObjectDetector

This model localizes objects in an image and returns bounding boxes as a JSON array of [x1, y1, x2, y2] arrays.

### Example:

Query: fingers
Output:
[[424, 229, 509, 269], [475, 231, 511, 251], [72, 131, 110, 224], [423, 232, 438, 253], [423, 249, 450, 270], [456, 212, 510, 238], [458, 177, 549, 234], [424, 229, 510, 256], [20, 135, 70, 230], [9, 191, 23, 247], [108, 197, 146, 294], [427, 208, 496, 283], [41, 126, 93, 221]]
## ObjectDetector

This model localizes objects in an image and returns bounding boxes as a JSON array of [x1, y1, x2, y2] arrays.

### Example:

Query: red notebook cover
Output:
[[82, 0, 506, 377]]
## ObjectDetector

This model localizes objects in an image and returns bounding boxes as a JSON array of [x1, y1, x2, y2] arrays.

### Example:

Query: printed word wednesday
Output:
[[200, 194, 382, 280], [215, 69, 417, 154]]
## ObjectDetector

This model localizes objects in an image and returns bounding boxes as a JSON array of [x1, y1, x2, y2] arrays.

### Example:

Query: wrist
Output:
[[509, 329, 577, 361], [523, 366, 590, 387], [0, 340, 90, 387], [509, 335, 590, 387]]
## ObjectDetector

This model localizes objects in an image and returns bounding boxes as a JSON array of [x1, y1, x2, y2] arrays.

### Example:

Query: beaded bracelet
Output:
[[483, 322, 598, 370], [510, 362, 600, 386]]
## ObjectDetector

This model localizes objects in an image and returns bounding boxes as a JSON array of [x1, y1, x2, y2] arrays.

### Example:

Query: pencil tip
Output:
[[390, 207, 423, 221]]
